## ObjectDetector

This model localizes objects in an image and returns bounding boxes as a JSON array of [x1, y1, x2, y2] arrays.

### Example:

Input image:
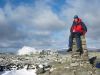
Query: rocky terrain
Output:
[[0, 51, 99, 75]]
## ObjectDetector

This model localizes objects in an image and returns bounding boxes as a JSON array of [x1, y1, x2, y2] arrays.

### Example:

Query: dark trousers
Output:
[[69, 32, 82, 49]]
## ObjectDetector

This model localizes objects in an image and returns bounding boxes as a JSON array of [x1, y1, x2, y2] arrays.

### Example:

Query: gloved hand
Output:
[[83, 31, 86, 35]]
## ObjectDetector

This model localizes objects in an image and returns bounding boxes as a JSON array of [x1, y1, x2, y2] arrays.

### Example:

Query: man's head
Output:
[[74, 15, 79, 22]]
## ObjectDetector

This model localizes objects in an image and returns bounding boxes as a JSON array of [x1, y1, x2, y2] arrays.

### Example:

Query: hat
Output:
[[74, 15, 78, 19]]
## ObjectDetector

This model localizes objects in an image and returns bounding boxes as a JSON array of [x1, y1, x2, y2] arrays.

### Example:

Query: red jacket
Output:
[[70, 18, 87, 35]]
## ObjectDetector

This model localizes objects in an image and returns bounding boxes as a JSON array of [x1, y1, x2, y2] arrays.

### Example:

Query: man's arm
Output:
[[81, 22, 87, 32], [70, 22, 74, 33]]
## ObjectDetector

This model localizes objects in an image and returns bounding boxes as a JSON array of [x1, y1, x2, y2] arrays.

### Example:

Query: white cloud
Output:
[[3, 3, 65, 30], [0, 8, 8, 25], [0, 2, 66, 49], [33, 9, 65, 29]]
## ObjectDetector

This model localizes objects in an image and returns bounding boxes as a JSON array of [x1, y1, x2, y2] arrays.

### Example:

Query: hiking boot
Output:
[[76, 48, 83, 55], [80, 50, 83, 55], [67, 48, 72, 52]]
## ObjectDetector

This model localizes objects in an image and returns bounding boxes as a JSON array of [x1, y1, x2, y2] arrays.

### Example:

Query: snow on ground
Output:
[[2, 68, 37, 75]]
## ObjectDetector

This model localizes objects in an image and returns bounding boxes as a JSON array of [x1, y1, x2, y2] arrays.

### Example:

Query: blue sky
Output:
[[0, 0, 100, 51]]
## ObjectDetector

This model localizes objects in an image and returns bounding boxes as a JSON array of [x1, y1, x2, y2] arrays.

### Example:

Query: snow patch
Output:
[[2, 69, 37, 75], [17, 46, 39, 55]]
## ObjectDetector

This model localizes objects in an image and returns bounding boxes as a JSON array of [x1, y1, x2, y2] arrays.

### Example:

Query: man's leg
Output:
[[67, 33, 74, 52], [75, 33, 83, 54]]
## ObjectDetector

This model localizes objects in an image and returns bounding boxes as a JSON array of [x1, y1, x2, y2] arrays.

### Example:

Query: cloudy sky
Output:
[[0, 0, 100, 51]]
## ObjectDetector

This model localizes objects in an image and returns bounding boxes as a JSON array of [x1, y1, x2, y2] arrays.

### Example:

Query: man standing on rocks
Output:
[[67, 15, 87, 55]]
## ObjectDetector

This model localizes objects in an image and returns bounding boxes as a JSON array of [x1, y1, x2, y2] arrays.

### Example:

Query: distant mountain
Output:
[[57, 48, 100, 54], [88, 48, 100, 52], [57, 49, 68, 55]]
